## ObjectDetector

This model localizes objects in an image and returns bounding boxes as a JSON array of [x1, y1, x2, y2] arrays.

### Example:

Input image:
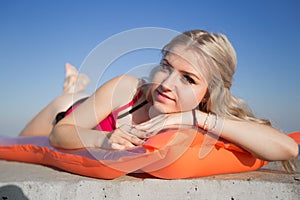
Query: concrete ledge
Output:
[[0, 160, 299, 200]]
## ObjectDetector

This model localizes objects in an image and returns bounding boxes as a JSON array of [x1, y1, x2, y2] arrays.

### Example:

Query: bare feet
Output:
[[63, 63, 90, 94]]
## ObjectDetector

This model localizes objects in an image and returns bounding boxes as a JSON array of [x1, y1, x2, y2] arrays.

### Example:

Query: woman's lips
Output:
[[155, 90, 175, 103]]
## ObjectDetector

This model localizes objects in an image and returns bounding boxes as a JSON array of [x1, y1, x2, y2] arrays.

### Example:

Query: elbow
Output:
[[48, 133, 57, 148], [281, 138, 299, 160], [48, 125, 63, 148], [49, 124, 82, 149], [260, 138, 299, 161], [288, 141, 299, 160]]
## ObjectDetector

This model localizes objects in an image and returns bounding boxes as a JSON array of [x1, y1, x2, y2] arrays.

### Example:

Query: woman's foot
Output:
[[63, 63, 90, 94]]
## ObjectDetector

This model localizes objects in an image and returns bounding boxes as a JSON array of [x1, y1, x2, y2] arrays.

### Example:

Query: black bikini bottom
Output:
[[55, 97, 89, 124]]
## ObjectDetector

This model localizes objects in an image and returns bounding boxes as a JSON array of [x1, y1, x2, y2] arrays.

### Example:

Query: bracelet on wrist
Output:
[[192, 109, 198, 127], [203, 112, 210, 131]]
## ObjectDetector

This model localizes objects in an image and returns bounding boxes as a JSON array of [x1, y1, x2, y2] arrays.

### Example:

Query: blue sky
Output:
[[0, 0, 299, 136]]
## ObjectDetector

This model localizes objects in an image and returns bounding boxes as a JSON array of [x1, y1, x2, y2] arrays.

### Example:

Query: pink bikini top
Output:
[[65, 91, 147, 132]]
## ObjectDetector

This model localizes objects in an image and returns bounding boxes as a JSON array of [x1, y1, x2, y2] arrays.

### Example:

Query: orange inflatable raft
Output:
[[0, 129, 299, 179]]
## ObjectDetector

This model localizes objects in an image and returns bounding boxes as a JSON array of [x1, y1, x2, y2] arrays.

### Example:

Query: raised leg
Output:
[[19, 63, 90, 136], [19, 93, 89, 136]]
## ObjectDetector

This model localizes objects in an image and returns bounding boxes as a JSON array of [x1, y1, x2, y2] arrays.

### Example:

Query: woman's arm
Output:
[[49, 124, 109, 149], [49, 124, 143, 149], [195, 110, 299, 161], [134, 110, 298, 161], [49, 75, 144, 149]]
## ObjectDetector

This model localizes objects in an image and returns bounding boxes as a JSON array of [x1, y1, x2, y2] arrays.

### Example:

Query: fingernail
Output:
[[146, 133, 154, 137]]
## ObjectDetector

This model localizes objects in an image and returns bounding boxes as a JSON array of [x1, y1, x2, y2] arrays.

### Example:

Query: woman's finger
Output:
[[110, 135, 136, 150], [135, 114, 170, 131], [111, 142, 134, 150], [115, 126, 145, 144], [136, 121, 166, 133], [125, 133, 144, 145], [111, 143, 125, 150], [119, 124, 147, 138]]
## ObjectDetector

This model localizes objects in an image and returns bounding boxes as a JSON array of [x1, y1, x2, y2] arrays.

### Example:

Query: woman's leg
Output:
[[19, 93, 89, 136], [19, 63, 90, 136]]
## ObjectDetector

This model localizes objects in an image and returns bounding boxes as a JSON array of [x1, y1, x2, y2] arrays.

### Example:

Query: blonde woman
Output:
[[20, 30, 298, 168]]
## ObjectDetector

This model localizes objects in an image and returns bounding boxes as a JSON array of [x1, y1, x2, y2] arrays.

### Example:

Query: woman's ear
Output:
[[199, 92, 209, 111], [202, 91, 210, 103]]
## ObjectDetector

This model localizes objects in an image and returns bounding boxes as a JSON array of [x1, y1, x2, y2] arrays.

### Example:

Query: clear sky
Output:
[[0, 0, 299, 136]]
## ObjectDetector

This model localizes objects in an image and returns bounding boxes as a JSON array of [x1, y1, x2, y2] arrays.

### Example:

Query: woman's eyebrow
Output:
[[163, 58, 201, 81], [161, 58, 171, 65], [184, 71, 201, 81]]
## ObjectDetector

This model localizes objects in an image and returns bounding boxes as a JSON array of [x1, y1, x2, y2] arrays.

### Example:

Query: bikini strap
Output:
[[117, 99, 148, 119]]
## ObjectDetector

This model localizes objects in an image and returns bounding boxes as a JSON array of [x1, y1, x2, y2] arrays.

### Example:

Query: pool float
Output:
[[0, 129, 299, 179]]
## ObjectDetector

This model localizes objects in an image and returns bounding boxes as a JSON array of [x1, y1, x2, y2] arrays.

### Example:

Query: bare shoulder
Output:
[[94, 75, 142, 108], [99, 75, 141, 93], [111, 74, 141, 87]]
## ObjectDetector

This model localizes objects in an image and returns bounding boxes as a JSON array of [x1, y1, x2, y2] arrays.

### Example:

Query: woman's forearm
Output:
[[220, 120, 298, 160], [195, 110, 298, 161], [49, 124, 109, 149]]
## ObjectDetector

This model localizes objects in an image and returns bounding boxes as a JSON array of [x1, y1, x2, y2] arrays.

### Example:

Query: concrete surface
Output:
[[0, 159, 299, 200]]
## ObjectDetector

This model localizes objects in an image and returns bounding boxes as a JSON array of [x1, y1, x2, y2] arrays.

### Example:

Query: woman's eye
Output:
[[160, 63, 172, 72], [183, 74, 195, 84]]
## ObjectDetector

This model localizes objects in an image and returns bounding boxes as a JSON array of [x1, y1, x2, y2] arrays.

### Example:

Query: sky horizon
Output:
[[0, 0, 299, 136]]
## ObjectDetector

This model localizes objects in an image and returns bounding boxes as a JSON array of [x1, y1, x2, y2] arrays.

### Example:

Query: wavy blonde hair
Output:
[[162, 30, 270, 125], [162, 30, 296, 172]]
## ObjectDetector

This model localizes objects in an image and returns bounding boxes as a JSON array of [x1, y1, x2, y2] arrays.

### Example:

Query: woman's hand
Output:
[[104, 110, 199, 150], [105, 128, 145, 150], [133, 111, 194, 136], [103, 112, 193, 150]]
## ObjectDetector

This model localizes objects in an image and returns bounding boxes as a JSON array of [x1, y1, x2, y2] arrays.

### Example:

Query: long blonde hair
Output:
[[162, 30, 297, 172], [162, 30, 270, 125]]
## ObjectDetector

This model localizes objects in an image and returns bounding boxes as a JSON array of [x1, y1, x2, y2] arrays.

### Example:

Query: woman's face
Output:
[[150, 48, 208, 114]]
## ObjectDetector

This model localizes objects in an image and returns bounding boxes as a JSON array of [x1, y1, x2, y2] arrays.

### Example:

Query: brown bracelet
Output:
[[192, 109, 198, 128]]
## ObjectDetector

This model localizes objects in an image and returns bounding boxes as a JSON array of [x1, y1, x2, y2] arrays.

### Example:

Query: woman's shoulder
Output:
[[95, 75, 144, 108], [106, 75, 140, 85], [107, 75, 143, 91]]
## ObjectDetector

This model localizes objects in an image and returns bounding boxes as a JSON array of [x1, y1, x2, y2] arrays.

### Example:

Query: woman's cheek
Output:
[[177, 93, 199, 111], [151, 71, 166, 85]]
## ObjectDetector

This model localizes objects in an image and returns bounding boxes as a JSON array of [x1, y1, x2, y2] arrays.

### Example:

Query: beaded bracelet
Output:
[[209, 113, 218, 131], [209, 114, 225, 137], [203, 112, 210, 131]]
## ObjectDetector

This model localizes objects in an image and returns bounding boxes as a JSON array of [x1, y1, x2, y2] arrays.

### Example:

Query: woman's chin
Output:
[[150, 102, 176, 116]]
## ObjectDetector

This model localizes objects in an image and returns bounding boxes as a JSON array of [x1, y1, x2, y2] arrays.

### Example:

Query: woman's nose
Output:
[[161, 72, 177, 91]]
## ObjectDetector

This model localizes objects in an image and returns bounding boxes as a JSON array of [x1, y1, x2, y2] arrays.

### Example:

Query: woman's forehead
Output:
[[164, 47, 210, 81]]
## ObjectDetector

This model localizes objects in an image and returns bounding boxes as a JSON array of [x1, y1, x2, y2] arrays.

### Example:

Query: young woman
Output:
[[19, 30, 298, 165]]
